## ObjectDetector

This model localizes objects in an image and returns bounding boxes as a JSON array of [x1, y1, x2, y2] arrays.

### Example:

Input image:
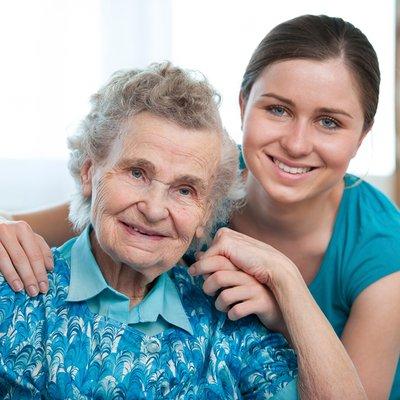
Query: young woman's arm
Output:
[[0, 203, 74, 293], [13, 203, 74, 247], [192, 227, 367, 399], [341, 273, 400, 399], [195, 227, 400, 399]]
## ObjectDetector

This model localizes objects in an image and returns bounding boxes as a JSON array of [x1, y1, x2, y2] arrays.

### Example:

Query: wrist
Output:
[[267, 258, 304, 293]]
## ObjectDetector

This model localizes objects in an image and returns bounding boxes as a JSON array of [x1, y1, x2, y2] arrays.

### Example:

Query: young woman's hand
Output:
[[189, 253, 287, 333], [0, 219, 53, 295], [194, 227, 303, 289]]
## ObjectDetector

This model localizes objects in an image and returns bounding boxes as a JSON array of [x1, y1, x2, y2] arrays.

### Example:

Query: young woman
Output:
[[0, 15, 399, 399]]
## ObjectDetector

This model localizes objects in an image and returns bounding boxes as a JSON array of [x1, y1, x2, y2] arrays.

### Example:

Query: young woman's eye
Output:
[[319, 117, 339, 130], [131, 168, 144, 179], [268, 105, 287, 117]]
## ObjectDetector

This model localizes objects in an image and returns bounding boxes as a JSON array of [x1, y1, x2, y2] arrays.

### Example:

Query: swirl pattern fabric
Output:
[[0, 247, 297, 399]]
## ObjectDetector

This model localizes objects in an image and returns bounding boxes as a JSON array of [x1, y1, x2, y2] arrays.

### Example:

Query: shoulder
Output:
[[0, 245, 71, 325], [168, 266, 297, 396], [170, 265, 295, 356], [338, 175, 400, 302], [343, 175, 399, 253], [344, 174, 399, 229], [169, 265, 221, 324]]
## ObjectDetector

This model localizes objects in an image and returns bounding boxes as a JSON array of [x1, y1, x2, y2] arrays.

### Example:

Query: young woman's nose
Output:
[[280, 121, 313, 158], [136, 184, 169, 222]]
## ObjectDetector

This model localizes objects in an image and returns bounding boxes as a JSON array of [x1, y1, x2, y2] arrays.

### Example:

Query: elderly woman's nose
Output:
[[136, 187, 169, 222]]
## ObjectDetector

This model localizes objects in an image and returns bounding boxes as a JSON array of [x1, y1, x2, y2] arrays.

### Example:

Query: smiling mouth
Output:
[[270, 156, 317, 175], [120, 221, 167, 238]]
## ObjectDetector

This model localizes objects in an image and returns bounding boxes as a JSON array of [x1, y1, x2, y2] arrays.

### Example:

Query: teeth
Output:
[[131, 225, 145, 234], [274, 158, 311, 174], [125, 222, 163, 236]]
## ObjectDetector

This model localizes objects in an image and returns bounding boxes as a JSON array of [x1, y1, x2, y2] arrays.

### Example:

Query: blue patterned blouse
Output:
[[0, 235, 298, 399]]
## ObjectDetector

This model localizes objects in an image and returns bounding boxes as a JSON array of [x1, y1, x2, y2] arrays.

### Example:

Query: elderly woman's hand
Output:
[[0, 219, 53, 295]]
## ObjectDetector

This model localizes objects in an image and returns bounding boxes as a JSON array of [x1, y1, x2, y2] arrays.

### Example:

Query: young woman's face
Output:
[[241, 58, 367, 205]]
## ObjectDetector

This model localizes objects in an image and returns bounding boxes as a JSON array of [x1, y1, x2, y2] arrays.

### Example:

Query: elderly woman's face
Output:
[[82, 112, 221, 279]]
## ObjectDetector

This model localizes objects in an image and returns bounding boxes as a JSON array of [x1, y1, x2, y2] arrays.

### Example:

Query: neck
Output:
[[232, 173, 344, 241], [90, 231, 154, 306]]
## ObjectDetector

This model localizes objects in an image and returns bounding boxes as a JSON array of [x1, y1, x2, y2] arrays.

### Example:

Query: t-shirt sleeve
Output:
[[236, 318, 298, 399], [345, 226, 400, 305]]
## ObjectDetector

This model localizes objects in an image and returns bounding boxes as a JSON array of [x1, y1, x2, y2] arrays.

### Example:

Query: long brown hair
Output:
[[241, 15, 380, 131]]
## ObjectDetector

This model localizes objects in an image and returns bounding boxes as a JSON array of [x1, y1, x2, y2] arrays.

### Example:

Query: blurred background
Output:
[[0, 0, 398, 210]]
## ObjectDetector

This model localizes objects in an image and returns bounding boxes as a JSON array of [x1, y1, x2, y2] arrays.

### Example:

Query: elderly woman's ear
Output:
[[80, 159, 94, 198], [194, 202, 215, 240], [194, 225, 206, 240]]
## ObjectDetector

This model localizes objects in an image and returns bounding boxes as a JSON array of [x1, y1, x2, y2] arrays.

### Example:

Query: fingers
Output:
[[201, 227, 240, 259], [0, 232, 40, 296], [189, 255, 238, 277], [202, 267, 286, 330], [202, 270, 255, 296], [216, 286, 279, 323], [35, 234, 54, 271], [214, 285, 253, 312], [227, 300, 262, 321], [201, 227, 297, 287], [17, 234, 50, 293], [0, 221, 50, 295], [215, 285, 274, 322], [0, 242, 24, 292]]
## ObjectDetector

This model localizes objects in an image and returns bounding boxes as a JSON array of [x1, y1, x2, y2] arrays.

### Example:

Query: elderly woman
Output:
[[0, 63, 299, 399]]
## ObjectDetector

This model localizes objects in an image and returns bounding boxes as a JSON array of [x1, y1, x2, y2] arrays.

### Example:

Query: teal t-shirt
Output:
[[308, 175, 400, 399]]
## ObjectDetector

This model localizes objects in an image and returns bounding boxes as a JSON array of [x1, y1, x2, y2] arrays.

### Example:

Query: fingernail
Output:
[[27, 285, 39, 297], [38, 282, 48, 293], [188, 266, 196, 275], [12, 280, 23, 292]]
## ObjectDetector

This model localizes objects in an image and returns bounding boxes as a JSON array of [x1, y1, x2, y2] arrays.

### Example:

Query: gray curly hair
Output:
[[68, 62, 244, 246]]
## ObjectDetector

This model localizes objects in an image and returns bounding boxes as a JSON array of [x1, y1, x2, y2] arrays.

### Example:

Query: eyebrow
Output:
[[118, 158, 156, 174], [176, 175, 207, 193], [117, 158, 207, 192], [261, 93, 295, 106], [261, 93, 353, 119], [316, 107, 353, 119]]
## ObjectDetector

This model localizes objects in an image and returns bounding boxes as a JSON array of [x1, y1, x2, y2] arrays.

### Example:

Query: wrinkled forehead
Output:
[[104, 113, 222, 187]]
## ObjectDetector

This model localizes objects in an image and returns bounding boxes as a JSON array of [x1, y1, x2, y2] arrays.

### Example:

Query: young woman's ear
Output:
[[194, 225, 205, 240], [352, 127, 371, 158], [80, 159, 94, 197]]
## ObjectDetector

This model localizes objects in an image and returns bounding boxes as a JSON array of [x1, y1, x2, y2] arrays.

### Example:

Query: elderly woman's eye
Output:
[[178, 187, 193, 196], [131, 168, 144, 179]]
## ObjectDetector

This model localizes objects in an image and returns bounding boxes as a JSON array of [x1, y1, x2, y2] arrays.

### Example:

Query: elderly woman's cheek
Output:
[[174, 203, 207, 244], [90, 180, 113, 224]]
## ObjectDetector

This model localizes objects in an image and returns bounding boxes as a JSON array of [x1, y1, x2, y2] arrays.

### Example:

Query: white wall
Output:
[[0, 159, 74, 212], [0, 0, 396, 211]]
